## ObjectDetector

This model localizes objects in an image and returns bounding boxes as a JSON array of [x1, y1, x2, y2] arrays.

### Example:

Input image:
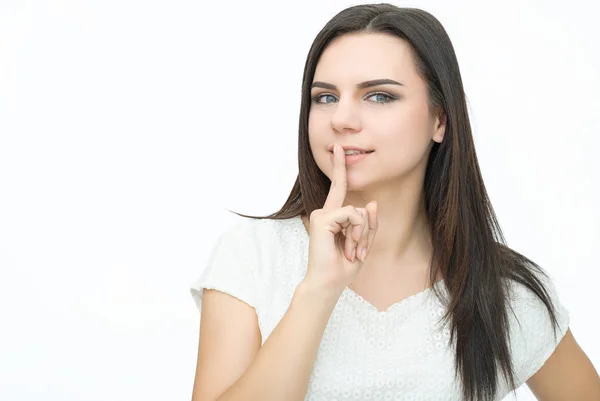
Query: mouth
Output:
[[328, 150, 374, 156], [329, 150, 374, 165]]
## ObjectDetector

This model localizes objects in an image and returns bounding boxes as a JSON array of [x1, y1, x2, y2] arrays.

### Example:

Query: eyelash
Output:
[[311, 92, 398, 105]]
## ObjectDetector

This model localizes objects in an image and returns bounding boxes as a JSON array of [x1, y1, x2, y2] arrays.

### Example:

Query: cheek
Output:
[[308, 113, 329, 157], [307, 112, 318, 141], [308, 112, 325, 137], [375, 110, 434, 164]]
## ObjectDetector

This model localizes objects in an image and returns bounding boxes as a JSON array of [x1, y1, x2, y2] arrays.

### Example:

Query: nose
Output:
[[330, 96, 362, 134]]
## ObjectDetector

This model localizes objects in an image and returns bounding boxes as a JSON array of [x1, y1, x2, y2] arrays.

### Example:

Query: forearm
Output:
[[217, 280, 341, 401]]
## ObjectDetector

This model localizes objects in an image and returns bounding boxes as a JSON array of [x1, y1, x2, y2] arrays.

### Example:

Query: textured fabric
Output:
[[190, 216, 570, 400]]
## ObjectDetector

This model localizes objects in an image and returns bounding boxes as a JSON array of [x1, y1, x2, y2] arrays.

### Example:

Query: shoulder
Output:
[[203, 214, 309, 284], [505, 267, 567, 321], [504, 267, 570, 386], [240, 215, 309, 281], [216, 215, 307, 253], [190, 214, 307, 312]]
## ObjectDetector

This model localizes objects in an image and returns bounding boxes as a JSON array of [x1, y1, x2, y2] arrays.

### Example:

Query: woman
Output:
[[190, 4, 600, 400]]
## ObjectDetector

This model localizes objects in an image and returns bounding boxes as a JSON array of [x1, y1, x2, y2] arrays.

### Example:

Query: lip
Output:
[[327, 144, 373, 153], [329, 149, 373, 165]]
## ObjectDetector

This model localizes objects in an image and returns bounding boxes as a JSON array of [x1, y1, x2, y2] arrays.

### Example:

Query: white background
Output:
[[1, 0, 598, 400]]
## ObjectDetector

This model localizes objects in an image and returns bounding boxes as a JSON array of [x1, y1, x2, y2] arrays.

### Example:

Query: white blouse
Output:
[[190, 216, 570, 400]]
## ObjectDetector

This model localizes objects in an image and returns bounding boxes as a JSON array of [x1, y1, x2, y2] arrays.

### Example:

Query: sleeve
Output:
[[189, 219, 262, 312], [508, 269, 570, 385]]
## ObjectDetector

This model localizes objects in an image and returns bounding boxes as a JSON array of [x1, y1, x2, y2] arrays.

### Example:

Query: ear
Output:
[[432, 108, 447, 143]]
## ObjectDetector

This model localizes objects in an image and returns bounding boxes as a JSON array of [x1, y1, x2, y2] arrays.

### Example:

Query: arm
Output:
[[527, 328, 600, 400], [191, 288, 262, 401], [192, 281, 341, 401]]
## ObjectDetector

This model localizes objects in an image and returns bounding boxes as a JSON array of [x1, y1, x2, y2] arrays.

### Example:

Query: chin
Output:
[[345, 174, 375, 192]]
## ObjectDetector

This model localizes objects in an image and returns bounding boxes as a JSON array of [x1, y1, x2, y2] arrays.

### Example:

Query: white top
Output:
[[190, 216, 570, 400]]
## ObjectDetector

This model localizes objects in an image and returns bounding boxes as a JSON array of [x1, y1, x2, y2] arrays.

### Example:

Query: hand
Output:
[[303, 143, 379, 294]]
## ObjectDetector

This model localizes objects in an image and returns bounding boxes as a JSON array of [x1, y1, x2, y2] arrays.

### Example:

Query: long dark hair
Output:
[[232, 4, 560, 400]]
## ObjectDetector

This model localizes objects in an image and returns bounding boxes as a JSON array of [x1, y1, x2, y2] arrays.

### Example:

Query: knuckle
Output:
[[342, 205, 355, 215]]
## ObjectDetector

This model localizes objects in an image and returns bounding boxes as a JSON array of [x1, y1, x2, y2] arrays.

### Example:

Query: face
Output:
[[308, 32, 446, 192]]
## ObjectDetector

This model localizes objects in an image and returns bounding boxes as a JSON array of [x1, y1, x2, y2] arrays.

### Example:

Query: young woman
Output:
[[190, 4, 600, 401]]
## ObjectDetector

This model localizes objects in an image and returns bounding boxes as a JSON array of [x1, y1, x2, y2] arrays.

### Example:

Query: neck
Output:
[[343, 174, 433, 270]]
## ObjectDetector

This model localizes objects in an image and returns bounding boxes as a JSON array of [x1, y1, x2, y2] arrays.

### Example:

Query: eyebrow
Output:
[[310, 78, 404, 90]]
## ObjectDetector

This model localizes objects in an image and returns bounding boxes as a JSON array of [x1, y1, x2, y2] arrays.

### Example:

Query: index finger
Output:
[[323, 143, 347, 210]]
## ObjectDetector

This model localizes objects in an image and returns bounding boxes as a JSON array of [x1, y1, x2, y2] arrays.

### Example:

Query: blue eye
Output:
[[311, 92, 397, 105], [312, 94, 337, 104], [366, 92, 395, 103]]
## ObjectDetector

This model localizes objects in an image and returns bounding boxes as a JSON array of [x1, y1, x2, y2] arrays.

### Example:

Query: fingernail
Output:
[[360, 248, 367, 261]]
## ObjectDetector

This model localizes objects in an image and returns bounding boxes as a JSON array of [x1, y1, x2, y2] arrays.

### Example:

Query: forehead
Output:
[[313, 32, 416, 83]]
